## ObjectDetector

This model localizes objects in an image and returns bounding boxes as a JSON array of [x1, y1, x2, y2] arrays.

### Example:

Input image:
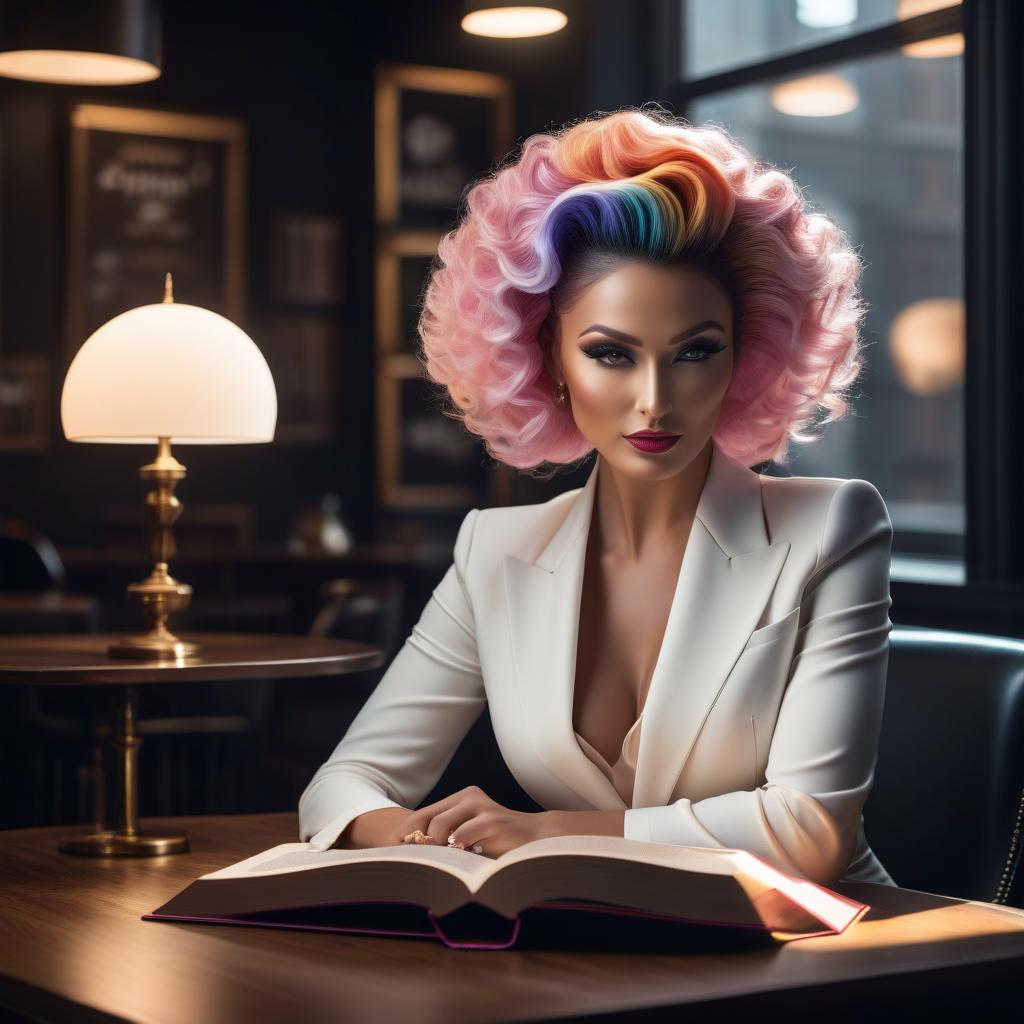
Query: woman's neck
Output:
[[593, 439, 713, 562]]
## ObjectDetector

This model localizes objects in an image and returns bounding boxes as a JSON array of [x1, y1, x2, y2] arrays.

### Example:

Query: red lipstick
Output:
[[624, 430, 682, 454]]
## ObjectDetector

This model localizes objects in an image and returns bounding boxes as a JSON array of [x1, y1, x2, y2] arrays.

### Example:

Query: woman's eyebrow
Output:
[[577, 321, 726, 346]]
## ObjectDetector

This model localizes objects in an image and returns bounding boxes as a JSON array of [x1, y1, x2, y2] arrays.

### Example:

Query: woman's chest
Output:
[[571, 543, 686, 765]]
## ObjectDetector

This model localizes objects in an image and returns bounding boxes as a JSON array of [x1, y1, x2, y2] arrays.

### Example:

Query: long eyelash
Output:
[[581, 341, 726, 365]]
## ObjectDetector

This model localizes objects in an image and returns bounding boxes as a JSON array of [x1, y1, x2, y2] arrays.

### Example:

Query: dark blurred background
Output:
[[3, 0, 1021, 834]]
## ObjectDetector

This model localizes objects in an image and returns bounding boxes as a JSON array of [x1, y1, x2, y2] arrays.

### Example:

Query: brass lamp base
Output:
[[108, 435, 204, 660], [59, 830, 189, 857], [107, 627, 202, 660], [59, 683, 191, 857]]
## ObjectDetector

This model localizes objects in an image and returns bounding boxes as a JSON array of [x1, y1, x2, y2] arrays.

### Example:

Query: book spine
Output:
[[426, 910, 522, 950]]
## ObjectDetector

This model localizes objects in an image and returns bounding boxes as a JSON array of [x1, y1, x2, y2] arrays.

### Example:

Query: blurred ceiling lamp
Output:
[[461, 1, 567, 39], [61, 275, 277, 660], [889, 297, 965, 395], [771, 74, 859, 117], [0, 0, 161, 85], [898, 0, 963, 58], [796, 0, 858, 30]]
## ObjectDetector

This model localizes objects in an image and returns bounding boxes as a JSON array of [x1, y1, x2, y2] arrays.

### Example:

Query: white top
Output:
[[574, 717, 643, 807]]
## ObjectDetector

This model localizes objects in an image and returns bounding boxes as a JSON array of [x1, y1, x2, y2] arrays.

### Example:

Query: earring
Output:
[[557, 381, 567, 406]]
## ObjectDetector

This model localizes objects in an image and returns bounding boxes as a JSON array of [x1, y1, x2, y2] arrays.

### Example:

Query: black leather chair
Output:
[[864, 626, 1024, 906], [0, 517, 67, 592]]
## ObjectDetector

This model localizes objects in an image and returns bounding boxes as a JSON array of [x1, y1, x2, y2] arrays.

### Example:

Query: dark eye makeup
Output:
[[580, 339, 727, 367]]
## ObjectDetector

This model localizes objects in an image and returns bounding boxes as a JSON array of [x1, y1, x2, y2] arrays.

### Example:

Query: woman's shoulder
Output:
[[758, 470, 891, 556], [469, 487, 580, 565], [758, 469, 887, 514], [476, 486, 580, 529]]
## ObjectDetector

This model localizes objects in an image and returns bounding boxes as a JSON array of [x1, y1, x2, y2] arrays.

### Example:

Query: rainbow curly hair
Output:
[[417, 105, 866, 471]]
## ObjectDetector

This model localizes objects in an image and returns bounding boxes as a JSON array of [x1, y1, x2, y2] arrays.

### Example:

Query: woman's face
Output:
[[550, 260, 735, 482]]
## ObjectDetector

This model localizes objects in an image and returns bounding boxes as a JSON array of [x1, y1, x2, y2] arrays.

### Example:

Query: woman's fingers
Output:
[[402, 786, 489, 842], [448, 811, 509, 854], [400, 794, 463, 840], [425, 801, 483, 846]]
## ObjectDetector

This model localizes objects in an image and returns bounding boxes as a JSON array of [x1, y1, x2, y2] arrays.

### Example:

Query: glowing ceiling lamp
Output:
[[771, 73, 859, 117], [897, 0, 963, 58], [0, 0, 161, 85], [461, 1, 568, 39]]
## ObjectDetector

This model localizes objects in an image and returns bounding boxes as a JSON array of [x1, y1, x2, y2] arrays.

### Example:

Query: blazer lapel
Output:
[[503, 440, 791, 812], [503, 456, 620, 809]]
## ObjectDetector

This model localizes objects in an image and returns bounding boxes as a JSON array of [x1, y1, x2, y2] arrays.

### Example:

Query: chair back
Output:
[[864, 626, 1024, 905], [0, 518, 66, 591]]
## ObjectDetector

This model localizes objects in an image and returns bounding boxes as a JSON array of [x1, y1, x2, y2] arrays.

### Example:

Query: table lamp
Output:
[[61, 275, 277, 660]]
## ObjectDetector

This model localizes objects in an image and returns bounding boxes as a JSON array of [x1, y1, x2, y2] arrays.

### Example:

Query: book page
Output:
[[201, 836, 744, 889], [201, 842, 500, 888], [480, 834, 741, 887]]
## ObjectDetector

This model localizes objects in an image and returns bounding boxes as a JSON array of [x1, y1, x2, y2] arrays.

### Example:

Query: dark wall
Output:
[[0, 0, 628, 549]]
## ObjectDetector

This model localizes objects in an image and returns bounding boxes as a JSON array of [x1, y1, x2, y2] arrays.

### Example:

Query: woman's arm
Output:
[[544, 809, 626, 838], [620, 479, 894, 886], [298, 508, 488, 851]]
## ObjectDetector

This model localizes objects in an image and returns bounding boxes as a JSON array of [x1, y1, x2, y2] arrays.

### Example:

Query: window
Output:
[[670, 0, 965, 578]]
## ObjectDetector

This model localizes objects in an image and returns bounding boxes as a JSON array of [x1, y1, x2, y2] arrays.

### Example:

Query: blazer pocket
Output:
[[742, 604, 801, 651]]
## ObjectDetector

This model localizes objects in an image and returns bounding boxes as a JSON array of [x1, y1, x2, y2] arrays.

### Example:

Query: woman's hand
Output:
[[399, 786, 556, 858]]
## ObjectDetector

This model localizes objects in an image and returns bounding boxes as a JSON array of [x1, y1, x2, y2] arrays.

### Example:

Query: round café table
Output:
[[0, 632, 384, 857]]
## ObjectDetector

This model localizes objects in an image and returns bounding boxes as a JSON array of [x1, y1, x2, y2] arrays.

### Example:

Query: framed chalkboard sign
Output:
[[375, 229, 444, 359], [66, 104, 246, 361], [376, 355, 493, 508], [375, 63, 513, 228]]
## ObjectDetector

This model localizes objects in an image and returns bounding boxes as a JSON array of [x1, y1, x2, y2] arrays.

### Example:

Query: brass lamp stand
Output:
[[107, 434, 201, 660], [58, 684, 189, 856]]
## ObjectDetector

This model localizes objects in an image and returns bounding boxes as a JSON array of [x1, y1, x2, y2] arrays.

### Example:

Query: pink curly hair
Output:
[[417, 105, 866, 471]]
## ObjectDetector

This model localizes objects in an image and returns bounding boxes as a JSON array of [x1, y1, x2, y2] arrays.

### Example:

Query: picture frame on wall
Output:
[[260, 314, 338, 444], [374, 63, 514, 509], [375, 229, 444, 359], [269, 211, 344, 306], [376, 356, 494, 509], [0, 357, 49, 453], [66, 103, 246, 362], [375, 63, 513, 228]]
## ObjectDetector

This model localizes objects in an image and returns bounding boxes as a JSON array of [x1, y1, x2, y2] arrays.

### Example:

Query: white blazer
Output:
[[299, 439, 897, 888]]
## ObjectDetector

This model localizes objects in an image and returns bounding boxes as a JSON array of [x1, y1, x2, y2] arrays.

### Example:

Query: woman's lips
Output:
[[624, 434, 681, 453]]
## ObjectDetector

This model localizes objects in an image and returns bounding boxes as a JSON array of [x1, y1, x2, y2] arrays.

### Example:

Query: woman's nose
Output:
[[637, 361, 672, 421]]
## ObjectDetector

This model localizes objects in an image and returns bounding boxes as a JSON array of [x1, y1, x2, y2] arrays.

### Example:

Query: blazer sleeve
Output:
[[298, 508, 488, 851], [622, 478, 894, 886]]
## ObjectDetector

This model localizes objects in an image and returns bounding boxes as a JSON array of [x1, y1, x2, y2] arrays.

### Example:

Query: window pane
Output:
[[682, 0, 962, 81], [689, 47, 963, 556]]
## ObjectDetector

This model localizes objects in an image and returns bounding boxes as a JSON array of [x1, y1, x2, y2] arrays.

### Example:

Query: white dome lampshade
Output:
[[59, 278, 279, 670], [62, 300, 277, 444]]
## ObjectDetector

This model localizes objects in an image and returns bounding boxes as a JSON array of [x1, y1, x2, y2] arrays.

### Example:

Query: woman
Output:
[[299, 106, 896, 888]]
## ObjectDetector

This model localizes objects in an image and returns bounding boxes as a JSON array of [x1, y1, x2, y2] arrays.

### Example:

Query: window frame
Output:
[[648, 0, 1024, 634]]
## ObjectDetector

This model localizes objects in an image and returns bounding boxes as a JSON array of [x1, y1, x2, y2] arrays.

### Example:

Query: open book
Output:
[[143, 835, 869, 950]]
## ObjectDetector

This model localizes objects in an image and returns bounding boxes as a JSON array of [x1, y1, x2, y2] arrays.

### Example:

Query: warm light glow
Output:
[[901, 33, 963, 57], [889, 298, 964, 395], [897, 0, 961, 17], [771, 74, 859, 117], [897, 0, 963, 57], [62, 302, 277, 444], [0, 49, 160, 85], [461, 6, 568, 38]]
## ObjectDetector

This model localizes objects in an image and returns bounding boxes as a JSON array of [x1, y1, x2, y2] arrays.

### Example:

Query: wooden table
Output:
[[0, 634, 383, 857], [1, 813, 1023, 1022]]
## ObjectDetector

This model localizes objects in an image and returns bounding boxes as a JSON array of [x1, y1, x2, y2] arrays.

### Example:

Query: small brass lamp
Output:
[[61, 275, 277, 660]]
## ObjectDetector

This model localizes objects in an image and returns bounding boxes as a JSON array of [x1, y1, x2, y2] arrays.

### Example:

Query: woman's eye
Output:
[[676, 342, 727, 362], [582, 340, 726, 366], [584, 345, 631, 366]]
